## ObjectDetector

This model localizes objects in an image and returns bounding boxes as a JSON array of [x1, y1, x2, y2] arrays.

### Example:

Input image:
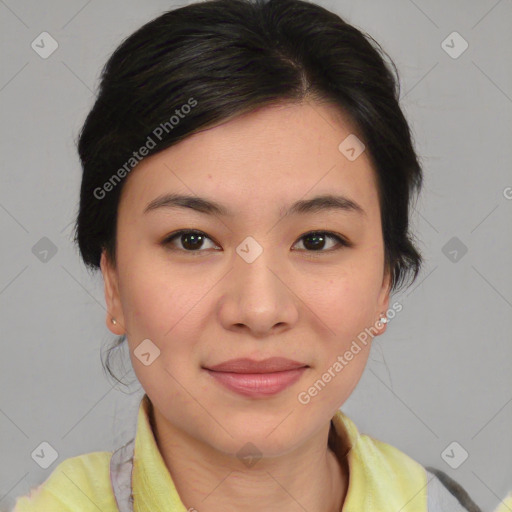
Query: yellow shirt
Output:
[[12, 394, 464, 511]]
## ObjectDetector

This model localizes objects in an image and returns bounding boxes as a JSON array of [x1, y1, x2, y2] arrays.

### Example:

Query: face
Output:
[[101, 101, 391, 458]]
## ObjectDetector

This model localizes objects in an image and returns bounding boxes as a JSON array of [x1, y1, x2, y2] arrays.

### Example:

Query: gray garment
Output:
[[425, 466, 482, 512], [109, 438, 478, 512], [110, 438, 135, 512], [426, 469, 474, 511]]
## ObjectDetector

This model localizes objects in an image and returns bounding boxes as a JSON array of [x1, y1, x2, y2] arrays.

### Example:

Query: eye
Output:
[[162, 229, 220, 253], [292, 231, 351, 252]]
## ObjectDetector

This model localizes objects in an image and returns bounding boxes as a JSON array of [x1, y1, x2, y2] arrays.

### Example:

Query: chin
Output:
[[212, 414, 308, 458]]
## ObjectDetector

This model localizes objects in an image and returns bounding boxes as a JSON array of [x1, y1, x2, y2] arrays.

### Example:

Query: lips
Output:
[[203, 357, 309, 397], [204, 357, 308, 374]]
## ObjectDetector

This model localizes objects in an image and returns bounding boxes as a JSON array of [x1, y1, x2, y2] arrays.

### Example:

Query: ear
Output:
[[100, 249, 125, 335], [375, 265, 392, 335]]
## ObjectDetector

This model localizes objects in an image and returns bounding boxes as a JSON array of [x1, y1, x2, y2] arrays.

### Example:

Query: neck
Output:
[[149, 404, 349, 512]]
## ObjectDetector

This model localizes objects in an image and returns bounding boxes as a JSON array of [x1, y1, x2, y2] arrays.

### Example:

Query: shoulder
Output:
[[359, 433, 481, 511], [12, 451, 118, 512]]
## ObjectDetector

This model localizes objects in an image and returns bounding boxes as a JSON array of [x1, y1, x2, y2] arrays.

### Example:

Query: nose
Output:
[[217, 252, 299, 337]]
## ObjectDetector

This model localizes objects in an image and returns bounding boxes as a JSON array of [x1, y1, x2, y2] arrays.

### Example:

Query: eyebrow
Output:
[[143, 193, 366, 218]]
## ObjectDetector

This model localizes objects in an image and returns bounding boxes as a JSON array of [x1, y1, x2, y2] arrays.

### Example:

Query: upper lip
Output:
[[204, 357, 308, 374]]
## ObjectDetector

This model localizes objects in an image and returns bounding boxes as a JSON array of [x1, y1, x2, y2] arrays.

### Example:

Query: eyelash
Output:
[[161, 229, 352, 256]]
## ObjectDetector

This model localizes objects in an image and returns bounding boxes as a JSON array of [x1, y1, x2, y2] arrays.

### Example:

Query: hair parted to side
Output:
[[72, 0, 423, 385]]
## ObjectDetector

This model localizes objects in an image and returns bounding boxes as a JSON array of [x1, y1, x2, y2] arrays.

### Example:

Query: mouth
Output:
[[203, 357, 309, 398], [204, 357, 308, 373]]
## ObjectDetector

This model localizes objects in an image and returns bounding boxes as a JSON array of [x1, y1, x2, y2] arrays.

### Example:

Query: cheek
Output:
[[336, 282, 377, 330], [117, 251, 209, 367], [120, 265, 201, 399], [307, 264, 381, 338], [301, 276, 381, 409], [119, 272, 170, 334], [116, 241, 188, 334]]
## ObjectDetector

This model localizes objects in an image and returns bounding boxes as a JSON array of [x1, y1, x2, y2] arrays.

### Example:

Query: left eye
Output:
[[293, 231, 350, 252], [162, 230, 350, 253]]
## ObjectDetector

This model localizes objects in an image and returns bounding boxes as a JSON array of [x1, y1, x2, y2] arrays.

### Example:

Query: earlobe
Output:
[[100, 250, 125, 334], [376, 267, 392, 334]]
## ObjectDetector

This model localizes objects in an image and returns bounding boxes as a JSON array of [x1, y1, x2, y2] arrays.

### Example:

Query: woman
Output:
[[13, 0, 483, 510]]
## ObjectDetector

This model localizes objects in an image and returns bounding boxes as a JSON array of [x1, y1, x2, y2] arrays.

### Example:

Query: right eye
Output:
[[161, 229, 220, 253]]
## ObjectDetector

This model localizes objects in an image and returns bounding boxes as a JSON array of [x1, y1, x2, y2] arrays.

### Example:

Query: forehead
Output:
[[118, 101, 380, 222]]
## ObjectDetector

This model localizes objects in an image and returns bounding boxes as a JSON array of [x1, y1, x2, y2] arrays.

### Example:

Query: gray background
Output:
[[1, 0, 511, 510]]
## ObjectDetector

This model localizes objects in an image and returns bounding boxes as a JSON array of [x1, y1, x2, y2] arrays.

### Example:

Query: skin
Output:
[[101, 100, 391, 512]]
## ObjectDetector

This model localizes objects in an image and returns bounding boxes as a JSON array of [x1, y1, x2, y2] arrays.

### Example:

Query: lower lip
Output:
[[204, 367, 307, 398]]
